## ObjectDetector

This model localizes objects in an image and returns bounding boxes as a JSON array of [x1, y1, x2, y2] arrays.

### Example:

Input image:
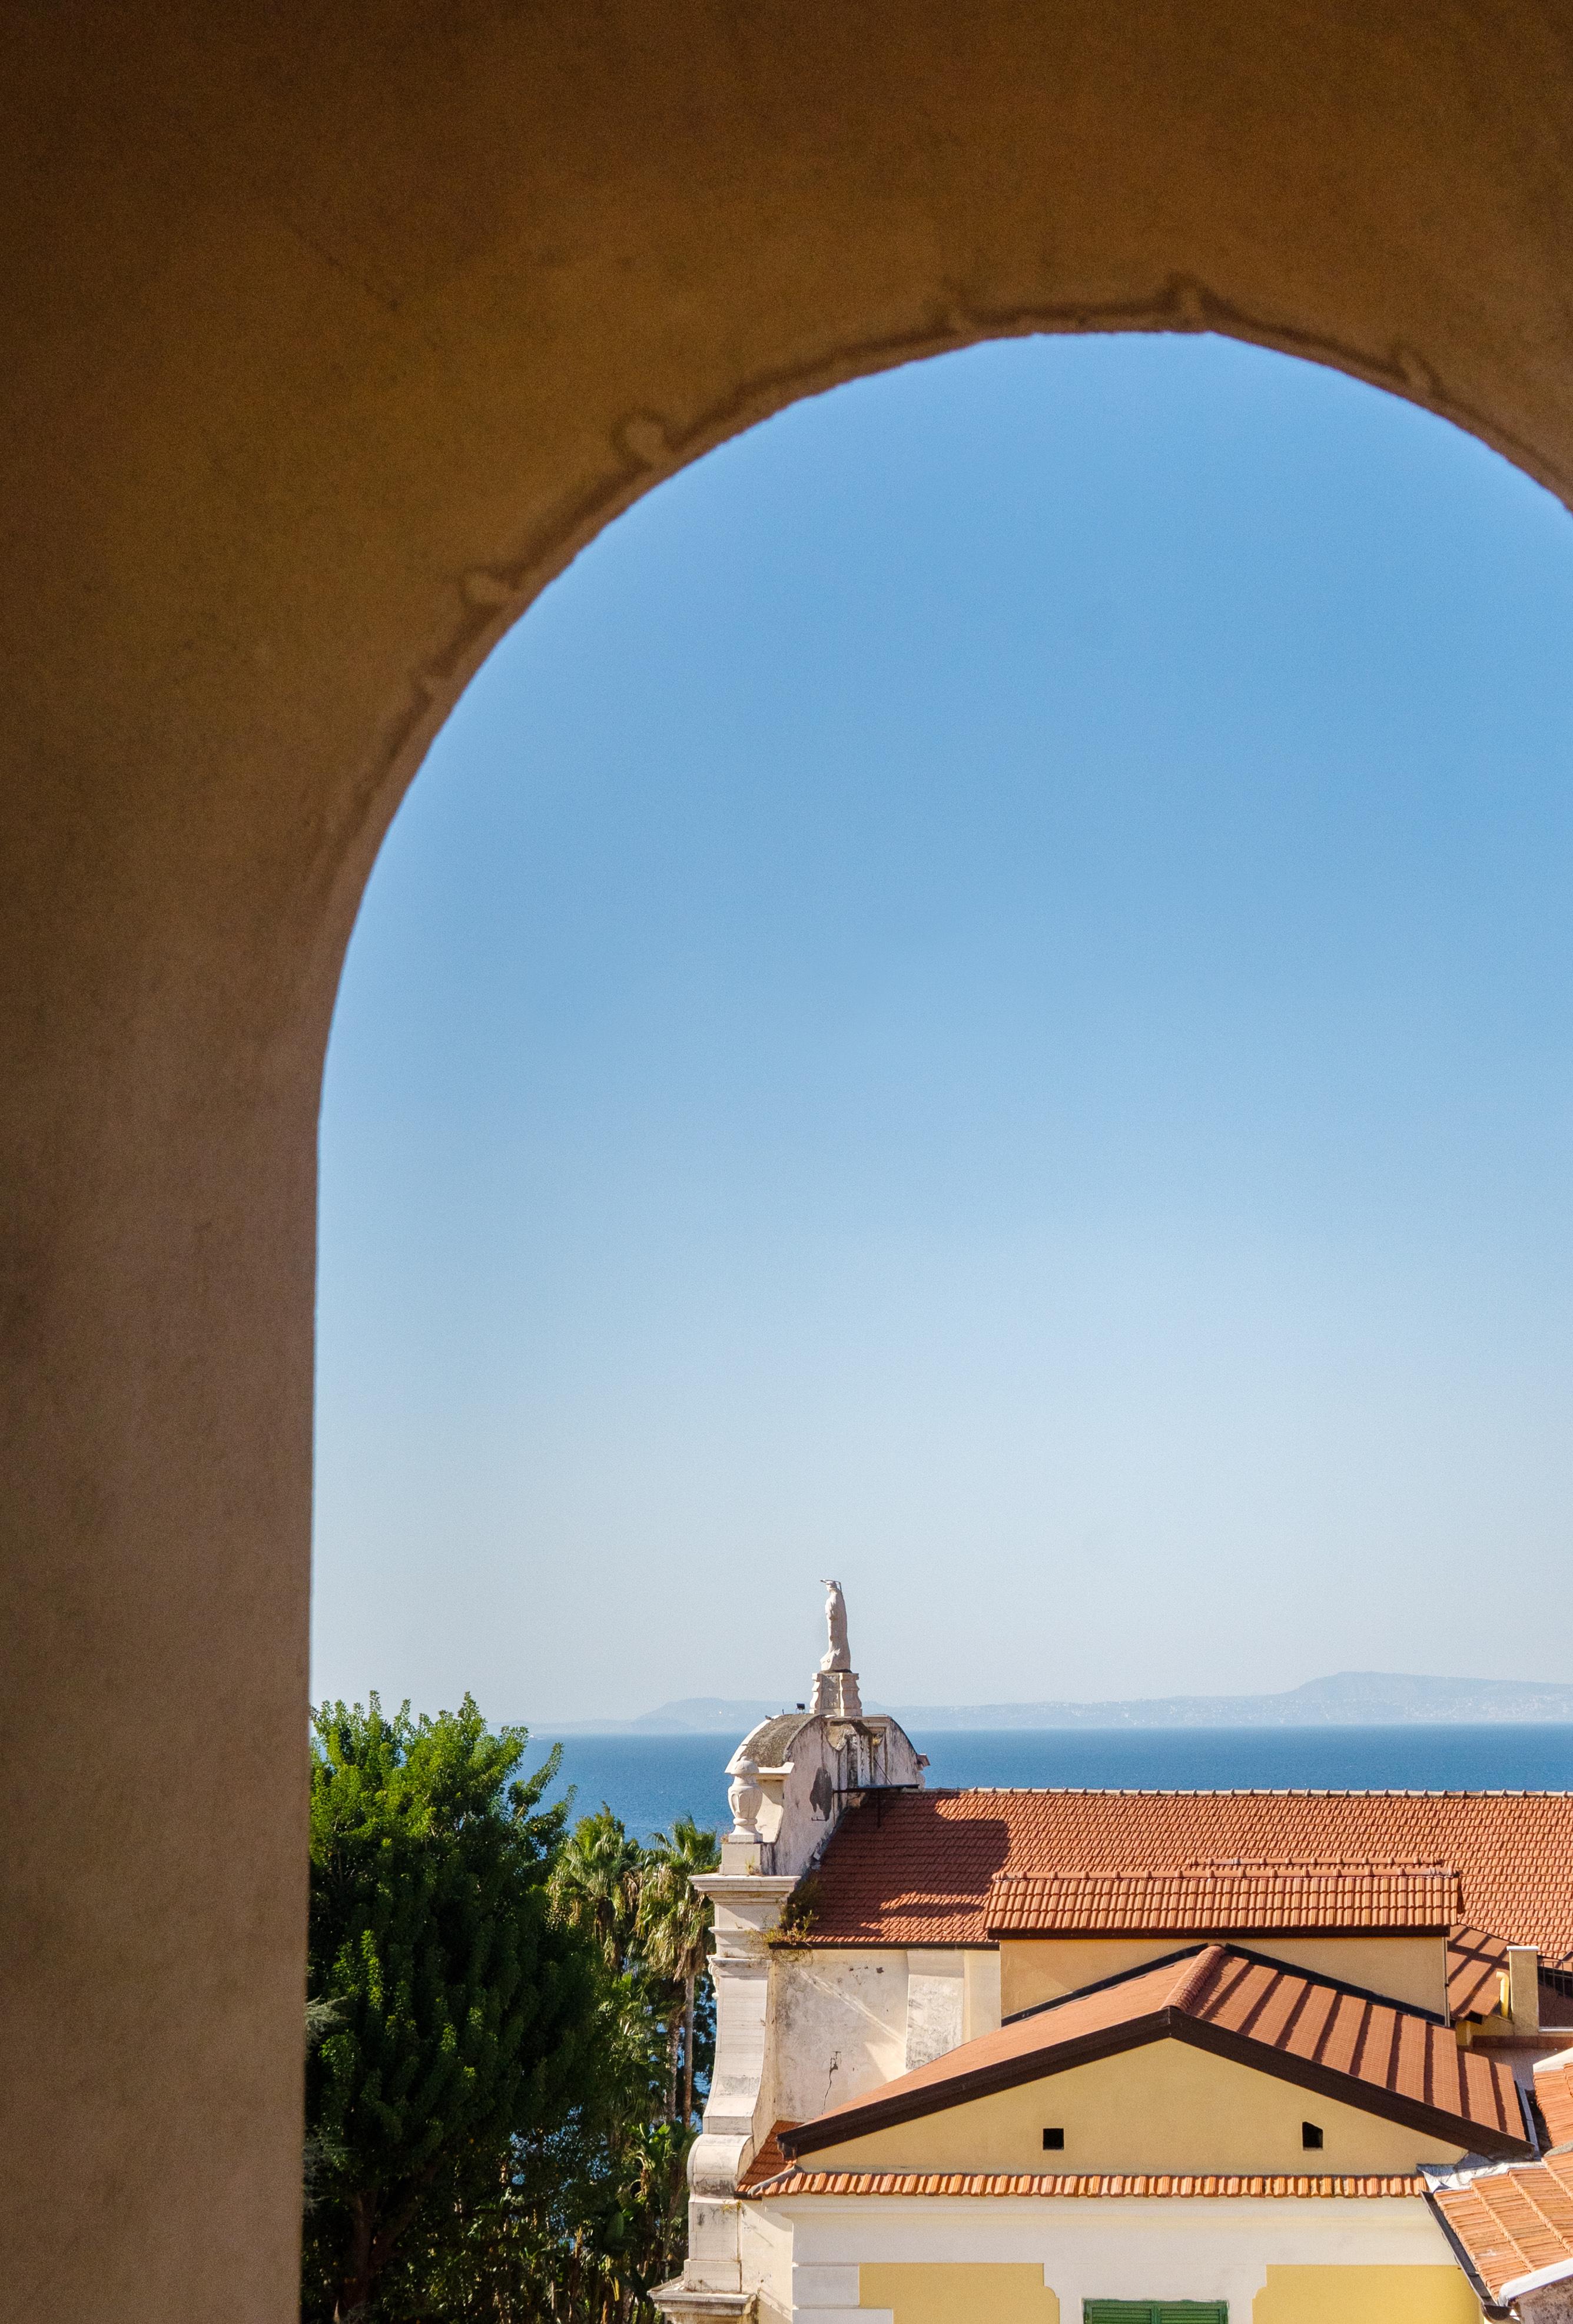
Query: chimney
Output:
[[1508, 1945, 1541, 2035]]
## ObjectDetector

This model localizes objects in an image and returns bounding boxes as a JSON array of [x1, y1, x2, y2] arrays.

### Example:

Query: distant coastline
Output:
[[542, 1669, 1573, 1736]]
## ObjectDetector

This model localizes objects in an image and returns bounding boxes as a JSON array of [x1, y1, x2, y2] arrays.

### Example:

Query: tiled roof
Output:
[[744, 2126, 1423, 2199], [1428, 2153, 1573, 2301], [748, 2166, 1428, 2200], [780, 1942, 1529, 2161], [1537, 2053, 1573, 2150], [808, 1789, 1573, 1956], [984, 1863, 1459, 1937]]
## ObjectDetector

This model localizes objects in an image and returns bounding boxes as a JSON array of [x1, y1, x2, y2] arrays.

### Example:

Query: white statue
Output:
[[819, 1577, 851, 1671], [809, 1579, 862, 1717]]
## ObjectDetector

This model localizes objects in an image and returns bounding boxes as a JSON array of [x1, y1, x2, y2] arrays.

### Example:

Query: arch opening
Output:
[[317, 329, 1573, 1742]]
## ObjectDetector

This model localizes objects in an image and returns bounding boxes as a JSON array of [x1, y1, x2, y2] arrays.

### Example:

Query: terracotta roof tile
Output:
[[808, 1789, 1573, 1956], [748, 2166, 1425, 2200], [985, 1863, 1460, 1937], [1428, 2153, 1573, 2299], [739, 2126, 793, 2190], [780, 1942, 1528, 2162]]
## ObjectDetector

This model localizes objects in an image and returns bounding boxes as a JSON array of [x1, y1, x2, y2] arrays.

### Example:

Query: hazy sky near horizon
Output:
[[314, 334, 1573, 1727]]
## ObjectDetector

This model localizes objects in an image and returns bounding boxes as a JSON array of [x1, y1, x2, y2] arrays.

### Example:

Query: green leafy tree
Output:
[[377, 1980, 677, 2323], [303, 1695, 602, 2321]]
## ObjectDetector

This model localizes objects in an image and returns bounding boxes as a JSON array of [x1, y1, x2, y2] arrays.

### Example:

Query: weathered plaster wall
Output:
[[806, 2041, 1473, 2177], [903, 1948, 1005, 2068], [771, 1945, 1003, 2120], [905, 1953, 967, 2071], [739, 2200, 797, 2324], [8, 2, 1573, 2313], [773, 1950, 912, 2123]]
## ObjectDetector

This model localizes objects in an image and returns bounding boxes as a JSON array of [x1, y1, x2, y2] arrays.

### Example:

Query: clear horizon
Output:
[[314, 334, 1573, 1727]]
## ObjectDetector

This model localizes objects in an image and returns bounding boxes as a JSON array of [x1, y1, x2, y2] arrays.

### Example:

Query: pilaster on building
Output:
[[655, 1587, 925, 2320]]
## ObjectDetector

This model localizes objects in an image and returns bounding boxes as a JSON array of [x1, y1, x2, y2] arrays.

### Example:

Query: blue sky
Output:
[[314, 333, 1573, 1726]]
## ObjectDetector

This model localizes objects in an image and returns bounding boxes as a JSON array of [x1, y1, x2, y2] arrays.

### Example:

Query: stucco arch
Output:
[[5, 4, 1573, 2315]]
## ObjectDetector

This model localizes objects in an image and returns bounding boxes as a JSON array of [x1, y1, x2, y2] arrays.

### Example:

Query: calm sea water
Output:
[[522, 1723, 1573, 1841]]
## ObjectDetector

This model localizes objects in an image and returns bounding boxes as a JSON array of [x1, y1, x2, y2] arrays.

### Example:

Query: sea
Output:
[[520, 1723, 1573, 1842]]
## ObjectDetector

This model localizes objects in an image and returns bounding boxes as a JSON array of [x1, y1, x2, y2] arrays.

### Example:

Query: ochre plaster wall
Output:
[[806, 2040, 1469, 2177], [7, 3, 1573, 2315], [1253, 2263, 1482, 2322], [861, 2261, 1059, 2324], [1001, 1937, 1448, 2020]]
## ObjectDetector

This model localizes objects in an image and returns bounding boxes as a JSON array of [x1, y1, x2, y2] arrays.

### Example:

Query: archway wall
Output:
[[5, 4, 1573, 2317]]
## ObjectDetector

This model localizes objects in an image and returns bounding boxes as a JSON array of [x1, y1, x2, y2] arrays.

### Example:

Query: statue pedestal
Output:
[[809, 1667, 862, 1718]]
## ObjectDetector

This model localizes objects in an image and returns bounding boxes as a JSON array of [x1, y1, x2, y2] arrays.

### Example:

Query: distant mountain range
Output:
[[543, 1672, 1573, 1736]]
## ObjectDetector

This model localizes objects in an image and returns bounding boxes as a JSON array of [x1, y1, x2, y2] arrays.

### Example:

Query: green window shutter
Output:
[[1084, 2306, 1227, 2324]]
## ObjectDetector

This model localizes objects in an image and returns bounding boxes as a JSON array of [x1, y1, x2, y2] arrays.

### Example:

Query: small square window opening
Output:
[[1042, 2127, 1065, 2150], [1302, 2121, 1323, 2150]]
